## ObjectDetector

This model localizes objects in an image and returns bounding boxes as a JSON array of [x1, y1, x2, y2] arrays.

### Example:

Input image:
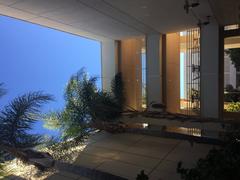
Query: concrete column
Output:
[[146, 33, 162, 109], [200, 22, 220, 119], [101, 39, 117, 91]]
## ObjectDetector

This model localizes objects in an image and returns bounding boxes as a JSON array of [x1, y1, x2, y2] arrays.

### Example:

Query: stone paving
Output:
[[47, 131, 216, 180]]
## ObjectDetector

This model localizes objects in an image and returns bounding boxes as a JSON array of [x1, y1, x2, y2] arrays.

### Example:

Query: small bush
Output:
[[177, 127, 240, 180], [224, 92, 240, 102], [226, 102, 240, 112]]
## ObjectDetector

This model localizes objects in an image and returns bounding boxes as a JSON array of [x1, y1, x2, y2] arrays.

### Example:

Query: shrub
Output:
[[177, 127, 240, 180], [226, 102, 240, 112], [225, 84, 234, 92]]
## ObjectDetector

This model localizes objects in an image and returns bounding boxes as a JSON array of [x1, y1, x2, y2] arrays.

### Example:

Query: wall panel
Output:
[[166, 33, 180, 113], [120, 38, 142, 110]]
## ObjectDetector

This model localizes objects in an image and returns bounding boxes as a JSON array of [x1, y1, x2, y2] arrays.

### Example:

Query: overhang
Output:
[[0, 0, 239, 41]]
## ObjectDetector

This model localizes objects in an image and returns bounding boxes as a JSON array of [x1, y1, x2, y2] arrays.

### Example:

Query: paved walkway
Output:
[[47, 131, 216, 180]]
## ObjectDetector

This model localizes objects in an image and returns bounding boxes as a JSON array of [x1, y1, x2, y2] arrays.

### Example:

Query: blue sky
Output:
[[180, 53, 185, 99], [0, 15, 101, 136]]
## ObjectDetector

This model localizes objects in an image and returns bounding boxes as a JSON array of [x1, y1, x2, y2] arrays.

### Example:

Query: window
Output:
[[141, 50, 147, 109]]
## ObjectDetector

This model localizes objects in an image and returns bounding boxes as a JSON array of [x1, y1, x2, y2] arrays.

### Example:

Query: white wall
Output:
[[146, 33, 162, 108], [101, 39, 117, 91], [200, 22, 220, 119]]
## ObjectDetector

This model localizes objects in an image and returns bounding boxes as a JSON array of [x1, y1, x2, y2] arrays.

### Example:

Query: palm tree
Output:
[[0, 84, 54, 169], [44, 69, 125, 139]]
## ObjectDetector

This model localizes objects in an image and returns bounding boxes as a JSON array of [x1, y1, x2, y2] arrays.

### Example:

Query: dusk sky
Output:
[[0, 15, 101, 136]]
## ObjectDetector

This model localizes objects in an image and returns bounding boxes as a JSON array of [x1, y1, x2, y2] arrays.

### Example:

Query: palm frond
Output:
[[43, 111, 62, 130], [47, 69, 124, 139], [0, 92, 53, 148]]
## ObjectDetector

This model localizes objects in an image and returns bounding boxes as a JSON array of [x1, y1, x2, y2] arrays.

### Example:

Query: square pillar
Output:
[[200, 22, 221, 119], [146, 33, 163, 109], [101, 39, 118, 91]]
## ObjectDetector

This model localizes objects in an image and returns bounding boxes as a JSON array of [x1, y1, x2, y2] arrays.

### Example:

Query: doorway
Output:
[[223, 25, 240, 118], [179, 28, 201, 116]]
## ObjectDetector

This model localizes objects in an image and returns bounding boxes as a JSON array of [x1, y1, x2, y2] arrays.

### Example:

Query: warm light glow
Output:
[[224, 24, 239, 31], [166, 126, 202, 137], [142, 123, 149, 128]]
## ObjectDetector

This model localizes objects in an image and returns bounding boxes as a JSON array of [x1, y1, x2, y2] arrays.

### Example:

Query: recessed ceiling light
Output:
[[141, 6, 147, 9]]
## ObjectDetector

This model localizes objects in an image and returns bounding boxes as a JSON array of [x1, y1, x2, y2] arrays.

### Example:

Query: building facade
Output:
[[0, 0, 239, 119]]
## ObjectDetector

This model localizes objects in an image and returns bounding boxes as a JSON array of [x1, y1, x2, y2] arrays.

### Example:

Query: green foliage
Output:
[[43, 111, 62, 130], [226, 48, 240, 68], [224, 84, 240, 102], [226, 102, 240, 112], [84, 72, 124, 121], [59, 69, 96, 139], [44, 69, 124, 140], [177, 127, 240, 180], [36, 135, 60, 150], [111, 72, 125, 111], [136, 170, 149, 180], [0, 92, 53, 148], [224, 92, 240, 102]]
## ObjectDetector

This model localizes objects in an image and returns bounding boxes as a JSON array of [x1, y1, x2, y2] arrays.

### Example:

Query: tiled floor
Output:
[[47, 173, 89, 180], [47, 131, 216, 180]]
